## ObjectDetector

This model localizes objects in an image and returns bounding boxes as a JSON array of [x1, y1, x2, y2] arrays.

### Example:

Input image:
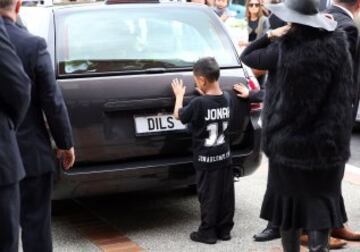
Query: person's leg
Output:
[[216, 166, 234, 240], [0, 183, 20, 252], [254, 161, 280, 241], [20, 173, 53, 252], [308, 229, 330, 252], [280, 228, 301, 252], [191, 168, 218, 244]]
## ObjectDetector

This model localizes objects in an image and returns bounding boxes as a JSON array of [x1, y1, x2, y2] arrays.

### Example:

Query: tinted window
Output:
[[56, 6, 239, 75], [231, 0, 245, 5]]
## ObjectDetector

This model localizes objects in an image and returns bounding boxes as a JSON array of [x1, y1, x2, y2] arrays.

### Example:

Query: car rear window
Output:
[[56, 6, 240, 76]]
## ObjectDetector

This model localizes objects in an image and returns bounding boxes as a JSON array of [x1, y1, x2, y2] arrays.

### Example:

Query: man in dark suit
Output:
[[326, 0, 359, 123], [0, 16, 31, 252], [0, 0, 76, 251], [324, 0, 360, 242]]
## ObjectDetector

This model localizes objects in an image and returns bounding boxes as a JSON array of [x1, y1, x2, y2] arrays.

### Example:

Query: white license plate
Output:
[[134, 114, 186, 135]]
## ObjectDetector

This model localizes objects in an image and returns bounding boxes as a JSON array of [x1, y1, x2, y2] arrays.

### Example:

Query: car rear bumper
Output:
[[53, 112, 262, 200]]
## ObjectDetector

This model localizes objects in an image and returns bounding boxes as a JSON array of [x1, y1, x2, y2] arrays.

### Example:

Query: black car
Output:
[[19, 2, 262, 199]]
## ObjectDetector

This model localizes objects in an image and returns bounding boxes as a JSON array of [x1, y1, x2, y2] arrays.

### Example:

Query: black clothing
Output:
[[249, 19, 259, 42], [0, 17, 30, 252], [308, 229, 330, 252], [325, 6, 358, 58], [4, 18, 74, 178], [196, 165, 234, 239], [0, 183, 20, 252], [4, 17, 74, 252], [325, 6, 359, 120], [20, 173, 53, 252], [269, 14, 286, 29], [241, 29, 352, 231], [281, 229, 330, 252], [179, 94, 231, 170], [280, 229, 301, 252], [261, 161, 347, 230], [179, 94, 234, 239], [242, 31, 352, 170], [0, 17, 30, 186], [249, 89, 265, 103]]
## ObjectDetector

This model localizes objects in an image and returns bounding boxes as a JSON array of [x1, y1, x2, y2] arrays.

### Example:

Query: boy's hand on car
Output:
[[171, 78, 186, 97], [234, 83, 250, 98]]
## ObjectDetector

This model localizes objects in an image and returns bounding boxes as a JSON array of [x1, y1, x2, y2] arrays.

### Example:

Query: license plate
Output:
[[134, 114, 186, 135]]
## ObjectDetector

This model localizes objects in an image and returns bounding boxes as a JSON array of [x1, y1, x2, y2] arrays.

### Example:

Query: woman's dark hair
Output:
[[283, 23, 329, 42], [193, 57, 220, 82]]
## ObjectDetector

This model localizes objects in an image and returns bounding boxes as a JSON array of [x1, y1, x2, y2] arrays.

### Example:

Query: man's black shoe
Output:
[[253, 227, 281, 242], [217, 233, 231, 241], [190, 231, 217, 244]]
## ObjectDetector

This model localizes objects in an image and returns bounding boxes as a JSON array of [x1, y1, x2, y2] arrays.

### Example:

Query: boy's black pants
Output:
[[196, 165, 235, 239]]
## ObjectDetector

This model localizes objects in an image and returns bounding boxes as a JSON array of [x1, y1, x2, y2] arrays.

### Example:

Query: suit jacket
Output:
[[4, 18, 74, 177], [0, 17, 31, 185], [326, 6, 358, 60], [326, 5, 359, 120]]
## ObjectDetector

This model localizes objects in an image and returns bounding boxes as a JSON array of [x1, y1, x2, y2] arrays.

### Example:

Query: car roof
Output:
[[31, 1, 209, 13]]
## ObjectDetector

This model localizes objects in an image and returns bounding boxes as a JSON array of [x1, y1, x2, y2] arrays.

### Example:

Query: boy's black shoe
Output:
[[217, 233, 231, 241], [190, 232, 217, 244]]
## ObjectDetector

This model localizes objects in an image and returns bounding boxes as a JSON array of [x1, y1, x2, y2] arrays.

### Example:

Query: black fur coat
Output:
[[262, 28, 353, 170]]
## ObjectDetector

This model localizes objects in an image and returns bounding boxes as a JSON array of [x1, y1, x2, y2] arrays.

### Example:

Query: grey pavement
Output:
[[50, 132, 360, 252], [350, 130, 360, 167]]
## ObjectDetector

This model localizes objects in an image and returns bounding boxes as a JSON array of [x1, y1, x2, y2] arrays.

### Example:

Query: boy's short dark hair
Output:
[[193, 57, 220, 83]]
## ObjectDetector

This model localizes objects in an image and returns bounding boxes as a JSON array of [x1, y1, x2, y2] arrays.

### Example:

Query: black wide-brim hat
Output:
[[266, 0, 337, 31]]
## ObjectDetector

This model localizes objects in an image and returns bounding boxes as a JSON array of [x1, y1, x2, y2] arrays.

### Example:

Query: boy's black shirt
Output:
[[179, 93, 232, 170]]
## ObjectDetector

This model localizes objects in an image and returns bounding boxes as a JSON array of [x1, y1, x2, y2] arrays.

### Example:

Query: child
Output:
[[171, 57, 235, 245], [213, 0, 231, 22]]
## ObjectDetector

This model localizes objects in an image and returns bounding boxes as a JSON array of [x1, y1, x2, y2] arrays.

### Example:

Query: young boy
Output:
[[171, 57, 235, 245]]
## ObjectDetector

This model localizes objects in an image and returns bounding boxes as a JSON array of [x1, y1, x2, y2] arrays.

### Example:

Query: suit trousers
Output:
[[196, 165, 235, 238], [0, 182, 20, 252], [20, 172, 53, 252]]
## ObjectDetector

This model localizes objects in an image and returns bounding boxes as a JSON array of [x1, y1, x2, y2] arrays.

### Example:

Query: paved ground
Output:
[[350, 130, 360, 167], [46, 132, 360, 252]]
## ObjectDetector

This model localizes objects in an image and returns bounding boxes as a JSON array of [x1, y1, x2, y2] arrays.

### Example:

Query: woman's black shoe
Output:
[[190, 232, 217, 244], [253, 227, 281, 241]]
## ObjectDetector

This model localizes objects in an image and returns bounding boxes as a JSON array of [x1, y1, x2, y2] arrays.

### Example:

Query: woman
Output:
[[240, 0, 353, 251], [239, 0, 269, 47]]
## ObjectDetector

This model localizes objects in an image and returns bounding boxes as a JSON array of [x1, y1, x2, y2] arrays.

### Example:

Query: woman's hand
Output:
[[268, 24, 291, 39], [239, 40, 249, 47]]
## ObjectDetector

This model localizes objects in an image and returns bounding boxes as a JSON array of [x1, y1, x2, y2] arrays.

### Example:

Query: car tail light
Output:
[[247, 76, 262, 112]]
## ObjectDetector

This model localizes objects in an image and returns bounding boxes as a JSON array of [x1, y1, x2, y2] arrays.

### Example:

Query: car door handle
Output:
[[103, 96, 193, 112]]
